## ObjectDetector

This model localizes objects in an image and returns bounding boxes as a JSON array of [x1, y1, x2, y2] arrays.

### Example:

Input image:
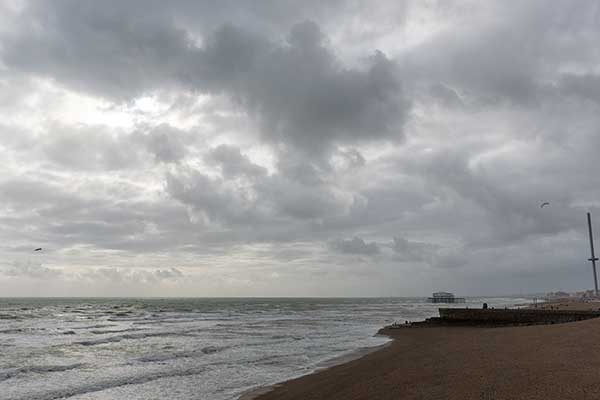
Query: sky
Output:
[[1, 0, 600, 297]]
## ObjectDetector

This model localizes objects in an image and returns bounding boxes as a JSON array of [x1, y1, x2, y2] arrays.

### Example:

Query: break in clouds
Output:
[[1, 0, 600, 296]]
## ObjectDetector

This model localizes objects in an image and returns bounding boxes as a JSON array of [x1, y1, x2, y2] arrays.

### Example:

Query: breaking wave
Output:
[[75, 330, 198, 346]]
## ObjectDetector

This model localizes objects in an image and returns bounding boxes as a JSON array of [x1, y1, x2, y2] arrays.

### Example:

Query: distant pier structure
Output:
[[427, 292, 466, 304]]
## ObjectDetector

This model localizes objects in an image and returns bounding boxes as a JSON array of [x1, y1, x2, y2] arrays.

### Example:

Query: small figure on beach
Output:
[[483, 303, 488, 309]]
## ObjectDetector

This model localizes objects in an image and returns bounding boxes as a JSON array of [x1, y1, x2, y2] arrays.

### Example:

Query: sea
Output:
[[0, 297, 530, 400]]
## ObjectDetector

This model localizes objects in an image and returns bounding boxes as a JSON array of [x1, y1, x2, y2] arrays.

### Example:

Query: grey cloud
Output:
[[396, 145, 582, 247], [403, 2, 600, 106], [43, 124, 140, 171], [392, 237, 438, 263], [427, 83, 463, 108], [166, 168, 349, 224], [133, 124, 189, 163], [559, 73, 600, 103], [2, 5, 409, 157], [154, 267, 185, 280], [391, 237, 465, 269], [262, 175, 352, 220], [47, 220, 145, 242], [166, 170, 266, 226], [228, 31, 405, 156], [26, 122, 192, 171], [4, 1, 600, 296], [206, 144, 267, 178], [337, 149, 366, 169], [330, 237, 379, 255], [2, 261, 62, 279], [1, 1, 192, 99], [276, 157, 326, 186], [0, 178, 72, 208], [81, 267, 185, 284], [193, 21, 407, 156], [431, 247, 468, 270], [0, 175, 199, 254], [169, 146, 354, 225]]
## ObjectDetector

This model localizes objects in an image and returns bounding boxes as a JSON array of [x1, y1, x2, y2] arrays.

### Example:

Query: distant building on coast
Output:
[[428, 292, 466, 303], [544, 291, 571, 301]]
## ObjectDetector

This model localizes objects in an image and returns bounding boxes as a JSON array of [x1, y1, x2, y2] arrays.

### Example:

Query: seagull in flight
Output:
[[540, 202, 550, 208], [34, 248, 42, 251]]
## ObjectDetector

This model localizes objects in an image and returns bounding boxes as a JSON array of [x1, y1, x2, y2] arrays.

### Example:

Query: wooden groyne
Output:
[[431, 308, 600, 326], [383, 304, 600, 331]]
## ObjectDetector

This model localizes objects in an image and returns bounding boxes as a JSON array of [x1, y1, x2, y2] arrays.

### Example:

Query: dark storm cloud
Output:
[[192, 22, 405, 155], [1, 3, 408, 157]]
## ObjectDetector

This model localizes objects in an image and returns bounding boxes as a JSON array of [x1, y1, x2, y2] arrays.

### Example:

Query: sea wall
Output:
[[436, 308, 600, 325]]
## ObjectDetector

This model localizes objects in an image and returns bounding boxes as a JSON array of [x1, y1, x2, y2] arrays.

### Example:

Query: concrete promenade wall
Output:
[[437, 308, 600, 325]]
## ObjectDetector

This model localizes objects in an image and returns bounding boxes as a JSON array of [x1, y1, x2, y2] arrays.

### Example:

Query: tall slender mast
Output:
[[587, 212, 599, 296]]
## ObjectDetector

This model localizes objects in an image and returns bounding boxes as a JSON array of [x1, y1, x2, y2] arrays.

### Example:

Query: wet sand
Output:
[[251, 306, 600, 400]]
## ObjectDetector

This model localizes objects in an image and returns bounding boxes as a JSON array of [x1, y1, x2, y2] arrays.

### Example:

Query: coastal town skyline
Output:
[[2, 1, 600, 297]]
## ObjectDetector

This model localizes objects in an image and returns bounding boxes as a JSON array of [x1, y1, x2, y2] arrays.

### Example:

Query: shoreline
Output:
[[246, 303, 600, 400], [238, 339, 393, 400]]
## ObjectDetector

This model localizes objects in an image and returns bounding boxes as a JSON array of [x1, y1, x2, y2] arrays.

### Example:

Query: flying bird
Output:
[[540, 202, 550, 208], [34, 248, 42, 251]]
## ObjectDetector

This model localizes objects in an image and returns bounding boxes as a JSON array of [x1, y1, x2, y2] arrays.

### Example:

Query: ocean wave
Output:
[[0, 328, 24, 334], [201, 345, 225, 354], [132, 318, 205, 325], [90, 328, 143, 335], [136, 345, 224, 363], [9, 367, 208, 400], [0, 327, 50, 334], [270, 334, 304, 340], [106, 316, 145, 322], [134, 345, 229, 363], [75, 331, 197, 346], [0, 363, 83, 382], [72, 324, 118, 330]]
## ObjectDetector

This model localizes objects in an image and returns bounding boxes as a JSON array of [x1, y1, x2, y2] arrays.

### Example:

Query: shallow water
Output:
[[0, 297, 529, 400]]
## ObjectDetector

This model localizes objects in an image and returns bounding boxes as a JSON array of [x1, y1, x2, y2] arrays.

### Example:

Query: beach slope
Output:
[[253, 318, 600, 400]]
